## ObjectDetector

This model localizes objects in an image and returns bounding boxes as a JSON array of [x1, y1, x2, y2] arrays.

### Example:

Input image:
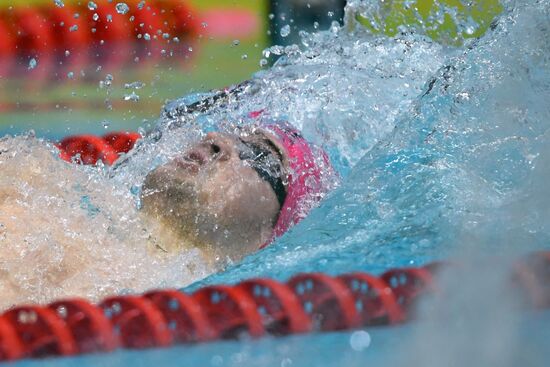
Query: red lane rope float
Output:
[[0, 17, 15, 77], [12, 7, 54, 56], [0, 16, 14, 56], [49, 5, 91, 52], [88, 2, 133, 45], [99, 296, 172, 349], [144, 290, 216, 343], [2, 306, 78, 358], [193, 285, 265, 339], [237, 278, 312, 335], [159, 0, 200, 37], [103, 131, 141, 155], [0, 252, 550, 362], [48, 299, 118, 354], [57, 132, 140, 165], [288, 273, 361, 331], [338, 273, 405, 326], [0, 316, 24, 361], [381, 267, 435, 318]]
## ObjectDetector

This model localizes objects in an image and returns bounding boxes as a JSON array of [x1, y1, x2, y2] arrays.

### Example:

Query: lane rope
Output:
[[0, 251, 548, 362]]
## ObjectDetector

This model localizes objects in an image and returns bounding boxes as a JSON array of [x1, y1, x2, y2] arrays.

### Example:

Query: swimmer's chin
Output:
[[142, 162, 196, 198]]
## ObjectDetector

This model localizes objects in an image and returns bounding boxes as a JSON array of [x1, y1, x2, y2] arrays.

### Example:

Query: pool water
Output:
[[2, 0, 550, 365]]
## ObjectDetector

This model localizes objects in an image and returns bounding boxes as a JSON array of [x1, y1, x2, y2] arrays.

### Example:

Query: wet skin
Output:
[[141, 131, 286, 262]]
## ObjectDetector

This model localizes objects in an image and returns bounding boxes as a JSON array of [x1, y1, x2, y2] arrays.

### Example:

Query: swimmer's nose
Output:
[[202, 132, 232, 162]]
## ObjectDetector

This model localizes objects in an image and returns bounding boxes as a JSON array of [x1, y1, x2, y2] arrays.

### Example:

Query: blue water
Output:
[[8, 0, 550, 365]]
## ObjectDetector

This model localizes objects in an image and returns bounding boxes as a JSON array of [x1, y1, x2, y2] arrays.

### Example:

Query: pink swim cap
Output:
[[255, 120, 337, 248]]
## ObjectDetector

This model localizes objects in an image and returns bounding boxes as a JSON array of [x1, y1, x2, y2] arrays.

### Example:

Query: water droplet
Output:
[[28, 58, 37, 70], [268, 13, 275, 20], [137, 1, 145, 10], [116, 3, 130, 15], [106, 14, 113, 23], [241, 54, 248, 60], [327, 11, 334, 17], [73, 13, 80, 19], [124, 91, 140, 102], [54, 0, 64, 8], [92, 13, 99, 21], [100, 73, 113, 88], [201, 21, 208, 28], [87, 1, 97, 11], [64, 50, 70, 57], [67, 71, 74, 79], [69, 24, 78, 32], [102, 120, 111, 129], [124, 81, 145, 89], [259, 58, 268, 67], [350, 330, 371, 351], [232, 39, 240, 46], [280, 24, 291, 38]]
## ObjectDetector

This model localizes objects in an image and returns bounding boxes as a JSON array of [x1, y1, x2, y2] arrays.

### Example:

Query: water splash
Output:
[[0, 135, 210, 309]]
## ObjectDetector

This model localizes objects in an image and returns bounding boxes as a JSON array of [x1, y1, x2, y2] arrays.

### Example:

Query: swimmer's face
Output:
[[141, 131, 286, 262]]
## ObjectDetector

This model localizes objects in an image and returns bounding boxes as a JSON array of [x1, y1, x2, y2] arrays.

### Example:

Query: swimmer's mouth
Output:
[[173, 156, 200, 173]]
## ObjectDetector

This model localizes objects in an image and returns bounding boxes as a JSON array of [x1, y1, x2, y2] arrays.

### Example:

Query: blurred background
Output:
[[0, 0, 346, 139]]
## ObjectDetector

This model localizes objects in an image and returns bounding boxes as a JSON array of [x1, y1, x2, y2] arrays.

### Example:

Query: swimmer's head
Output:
[[141, 121, 335, 262]]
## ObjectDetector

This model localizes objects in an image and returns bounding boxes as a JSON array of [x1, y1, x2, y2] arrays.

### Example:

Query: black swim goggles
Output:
[[236, 136, 287, 208]]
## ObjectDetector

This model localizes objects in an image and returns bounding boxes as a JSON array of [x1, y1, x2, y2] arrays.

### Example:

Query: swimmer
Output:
[[0, 116, 335, 308], [140, 121, 336, 263]]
